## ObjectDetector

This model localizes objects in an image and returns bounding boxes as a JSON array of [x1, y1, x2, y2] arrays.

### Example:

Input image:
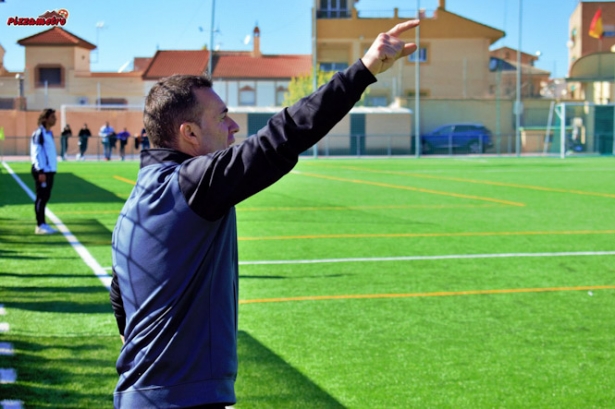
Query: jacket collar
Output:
[[140, 148, 193, 169]]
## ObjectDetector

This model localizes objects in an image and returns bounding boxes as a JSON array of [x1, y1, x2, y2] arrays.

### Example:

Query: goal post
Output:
[[549, 102, 615, 158]]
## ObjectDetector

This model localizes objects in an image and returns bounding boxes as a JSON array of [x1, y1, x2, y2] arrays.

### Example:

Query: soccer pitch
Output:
[[1, 157, 614, 408]]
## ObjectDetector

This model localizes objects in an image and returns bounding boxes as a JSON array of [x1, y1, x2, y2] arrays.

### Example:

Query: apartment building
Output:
[[567, 1, 615, 102]]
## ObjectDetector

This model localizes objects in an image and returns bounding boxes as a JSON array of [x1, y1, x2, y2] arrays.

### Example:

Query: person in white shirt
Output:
[[30, 108, 59, 235], [99, 121, 115, 161]]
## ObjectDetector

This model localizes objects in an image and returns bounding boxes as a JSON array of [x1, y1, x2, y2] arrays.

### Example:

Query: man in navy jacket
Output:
[[110, 20, 419, 409]]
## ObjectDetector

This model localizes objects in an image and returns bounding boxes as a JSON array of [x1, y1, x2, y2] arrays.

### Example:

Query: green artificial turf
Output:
[[1, 157, 614, 408]]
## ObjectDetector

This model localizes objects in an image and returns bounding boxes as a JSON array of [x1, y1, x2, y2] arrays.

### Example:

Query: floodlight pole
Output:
[[414, 0, 421, 158], [611, 44, 615, 155], [515, 0, 522, 157], [312, 2, 318, 158], [208, 0, 216, 77]]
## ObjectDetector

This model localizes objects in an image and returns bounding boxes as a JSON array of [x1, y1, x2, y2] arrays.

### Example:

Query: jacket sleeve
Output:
[[110, 269, 126, 336], [180, 59, 377, 220], [31, 128, 47, 173]]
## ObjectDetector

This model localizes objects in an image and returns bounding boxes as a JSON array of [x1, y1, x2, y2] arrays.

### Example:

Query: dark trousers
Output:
[[60, 136, 68, 159], [119, 140, 127, 159], [31, 166, 55, 226], [79, 138, 88, 156]]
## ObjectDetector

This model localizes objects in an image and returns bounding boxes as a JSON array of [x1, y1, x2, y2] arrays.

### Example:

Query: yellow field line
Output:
[[53, 210, 121, 215], [315, 164, 615, 199], [293, 171, 525, 207], [239, 203, 498, 212], [240, 285, 615, 304], [238, 229, 615, 241], [113, 175, 136, 185]]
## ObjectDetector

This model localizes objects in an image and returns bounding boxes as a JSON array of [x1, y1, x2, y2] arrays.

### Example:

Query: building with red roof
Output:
[[0, 25, 311, 112]]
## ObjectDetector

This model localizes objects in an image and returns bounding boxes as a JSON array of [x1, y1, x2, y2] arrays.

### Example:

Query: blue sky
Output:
[[0, 0, 609, 78]]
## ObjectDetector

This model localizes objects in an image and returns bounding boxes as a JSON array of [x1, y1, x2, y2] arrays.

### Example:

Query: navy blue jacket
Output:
[[110, 60, 376, 408]]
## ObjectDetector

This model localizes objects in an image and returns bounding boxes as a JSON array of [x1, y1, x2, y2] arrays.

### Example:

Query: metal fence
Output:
[[4, 131, 612, 162], [0, 136, 144, 161]]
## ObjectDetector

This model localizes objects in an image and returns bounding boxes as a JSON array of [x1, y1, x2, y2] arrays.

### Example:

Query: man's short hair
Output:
[[143, 75, 213, 148], [37, 108, 56, 126]]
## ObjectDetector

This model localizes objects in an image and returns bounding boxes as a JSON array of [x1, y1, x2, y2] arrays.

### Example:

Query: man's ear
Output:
[[179, 122, 199, 146]]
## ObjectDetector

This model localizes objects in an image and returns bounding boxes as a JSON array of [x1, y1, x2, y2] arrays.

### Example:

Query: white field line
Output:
[[5, 162, 615, 275], [2, 162, 111, 290], [0, 400, 24, 409], [0, 343, 15, 356], [239, 251, 615, 266], [0, 368, 17, 384]]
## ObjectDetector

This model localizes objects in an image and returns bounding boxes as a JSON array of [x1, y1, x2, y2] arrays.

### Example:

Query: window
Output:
[[455, 125, 476, 132], [407, 90, 430, 97], [434, 125, 454, 135], [239, 86, 256, 106], [276, 87, 287, 106], [36, 65, 64, 87], [96, 98, 128, 110], [365, 96, 388, 107], [407, 47, 428, 63], [318, 0, 350, 18], [0, 98, 15, 110], [320, 62, 349, 72]]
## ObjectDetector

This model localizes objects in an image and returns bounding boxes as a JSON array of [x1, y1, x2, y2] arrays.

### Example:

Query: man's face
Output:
[[191, 87, 239, 155]]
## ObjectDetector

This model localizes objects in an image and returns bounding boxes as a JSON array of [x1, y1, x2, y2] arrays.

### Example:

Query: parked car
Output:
[[421, 123, 493, 154]]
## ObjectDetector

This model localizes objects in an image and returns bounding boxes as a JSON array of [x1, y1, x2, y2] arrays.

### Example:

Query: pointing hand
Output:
[[361, 20, 420, 76]]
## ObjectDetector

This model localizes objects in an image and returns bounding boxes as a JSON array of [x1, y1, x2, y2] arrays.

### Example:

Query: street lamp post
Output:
[[414, 0, 421, 158], [532, 50, 542, 98], [15, 73, 24, 110], [208, 0, 216, 77], [611, 45, 615, 155], [94, 22, 105, 64], [515, 0, 522, 157]]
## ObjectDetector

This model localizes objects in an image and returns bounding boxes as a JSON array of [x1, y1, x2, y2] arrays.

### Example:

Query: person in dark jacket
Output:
[[60, 124, 72, 161], [110, 19, 419, 409], [77, 123, 91, 160]]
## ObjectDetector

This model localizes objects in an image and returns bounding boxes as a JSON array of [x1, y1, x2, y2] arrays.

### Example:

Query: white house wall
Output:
[[213, 79, 290, 107]]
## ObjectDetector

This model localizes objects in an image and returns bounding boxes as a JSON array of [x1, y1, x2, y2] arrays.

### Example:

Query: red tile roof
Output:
[[142, 50, 210, 79], [78, 71, 143, 78], [133, 57, 152, 72], [213, 53, 311, 79], [17, 27, 96, 50]]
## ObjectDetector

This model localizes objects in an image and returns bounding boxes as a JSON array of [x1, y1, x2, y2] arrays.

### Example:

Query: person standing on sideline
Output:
[[30, 108, 59, 235], [60, 124, 72, 161], [139, 127, 150, 150], [133, 129, 140, 150], [117, 127, 131, 161], [110, 20, 419, 408], [99, 121, 115, 160], [77, 123, 91, 160]]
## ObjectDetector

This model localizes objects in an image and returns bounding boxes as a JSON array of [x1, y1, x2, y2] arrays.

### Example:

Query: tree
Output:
[[282, 67, 370, 107]]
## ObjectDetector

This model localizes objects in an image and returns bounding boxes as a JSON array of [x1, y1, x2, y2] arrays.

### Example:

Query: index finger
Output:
[[387, 19, 420, 37]]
